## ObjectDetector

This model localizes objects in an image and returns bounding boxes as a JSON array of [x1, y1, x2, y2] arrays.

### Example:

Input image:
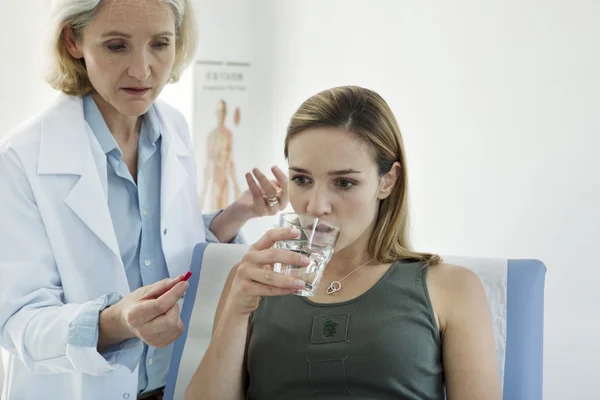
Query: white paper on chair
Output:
[[441, 255, 507, 390], [168, 244, 249, 400]]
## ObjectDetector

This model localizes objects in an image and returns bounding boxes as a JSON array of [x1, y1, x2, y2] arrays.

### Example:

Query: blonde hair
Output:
[[46, 0, 198, 96], [284, 86, 441, 266]]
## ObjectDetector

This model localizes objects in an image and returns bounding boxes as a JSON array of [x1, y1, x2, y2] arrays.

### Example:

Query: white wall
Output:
[[256, 1, 600, 399], [0, 0, 57, 138]]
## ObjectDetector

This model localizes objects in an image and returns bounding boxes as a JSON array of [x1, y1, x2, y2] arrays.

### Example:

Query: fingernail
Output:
[[295, 280, 306, 288], [301, 256, 311, 265], [290, 228, 300, 236]]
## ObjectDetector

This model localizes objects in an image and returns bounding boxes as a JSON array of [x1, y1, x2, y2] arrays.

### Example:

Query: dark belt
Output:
[[137, 387, 165, 400]]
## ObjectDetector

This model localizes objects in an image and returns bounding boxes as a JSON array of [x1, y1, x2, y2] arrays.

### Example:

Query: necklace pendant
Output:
[[327, 281, 342, 295]]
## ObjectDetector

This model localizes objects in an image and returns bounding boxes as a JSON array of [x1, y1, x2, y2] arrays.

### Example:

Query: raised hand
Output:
[[239, 166, 289, 218]]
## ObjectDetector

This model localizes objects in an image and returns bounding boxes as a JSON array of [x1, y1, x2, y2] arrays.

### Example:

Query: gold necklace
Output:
[[326, 258, 374, 295]]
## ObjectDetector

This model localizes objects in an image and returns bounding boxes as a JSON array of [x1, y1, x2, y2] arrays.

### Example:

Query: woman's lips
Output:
[[123, 87, 150, 96]]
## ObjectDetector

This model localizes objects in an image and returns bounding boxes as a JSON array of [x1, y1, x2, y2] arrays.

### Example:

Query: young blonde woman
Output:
[[0, 1, 284, 399], [187, 86, 502, 400]]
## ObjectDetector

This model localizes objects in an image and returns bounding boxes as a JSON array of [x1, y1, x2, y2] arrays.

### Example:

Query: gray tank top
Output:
[[247, 259, 444, 400]]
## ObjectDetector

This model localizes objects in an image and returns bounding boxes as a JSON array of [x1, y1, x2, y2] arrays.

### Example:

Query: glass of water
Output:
[[274, 212, 340, 297]]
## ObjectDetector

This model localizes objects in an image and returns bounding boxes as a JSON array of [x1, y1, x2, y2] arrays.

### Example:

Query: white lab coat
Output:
[[0, 95, 206, 399]]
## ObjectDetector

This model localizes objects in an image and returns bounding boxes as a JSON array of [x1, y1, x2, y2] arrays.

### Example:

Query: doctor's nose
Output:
[[128, 51, 151, 81]]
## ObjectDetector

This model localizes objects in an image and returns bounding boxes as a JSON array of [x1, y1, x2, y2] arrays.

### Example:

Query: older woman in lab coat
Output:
[[0, 1, 287, 399]]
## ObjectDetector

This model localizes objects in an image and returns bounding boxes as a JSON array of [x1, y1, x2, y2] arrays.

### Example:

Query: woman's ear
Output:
[[64, 27, 84, 59], [377, 161, 401, 200]]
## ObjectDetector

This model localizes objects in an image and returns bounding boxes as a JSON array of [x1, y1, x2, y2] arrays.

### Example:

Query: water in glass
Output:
[[274, 239, 334, 296]]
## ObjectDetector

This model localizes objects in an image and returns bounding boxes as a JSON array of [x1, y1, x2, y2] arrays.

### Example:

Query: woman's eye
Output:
[[336, 179, 355, 190], [292, 176, 311, 186], [153, 42, 170, 50], [107, 44, 126, 52], [106, 42, 169, 52]]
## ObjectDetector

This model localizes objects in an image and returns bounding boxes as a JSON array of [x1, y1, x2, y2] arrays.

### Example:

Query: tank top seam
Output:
[[420, 265, 442, 344]]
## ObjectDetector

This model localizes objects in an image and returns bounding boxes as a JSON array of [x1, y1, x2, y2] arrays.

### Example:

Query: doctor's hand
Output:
[[98, 275, 189, 350], [237, 166, 289, 218], [208, 166, 289, 243]]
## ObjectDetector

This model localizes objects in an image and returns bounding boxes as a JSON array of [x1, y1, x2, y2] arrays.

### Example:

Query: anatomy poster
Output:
[[193, 60, 250, 212]]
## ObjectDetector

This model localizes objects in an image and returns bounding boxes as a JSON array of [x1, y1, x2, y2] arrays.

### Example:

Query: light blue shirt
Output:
[[66, 95, 244, 394]]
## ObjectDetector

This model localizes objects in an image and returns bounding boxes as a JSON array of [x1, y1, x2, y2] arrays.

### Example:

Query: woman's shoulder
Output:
[[425, 262, 487, 331], [1, 110, 47, 160], [1, 94, 80, 155], [391, 258, 483, 300], [426, 262, 484, 300], [427, 261, 480, 282]]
